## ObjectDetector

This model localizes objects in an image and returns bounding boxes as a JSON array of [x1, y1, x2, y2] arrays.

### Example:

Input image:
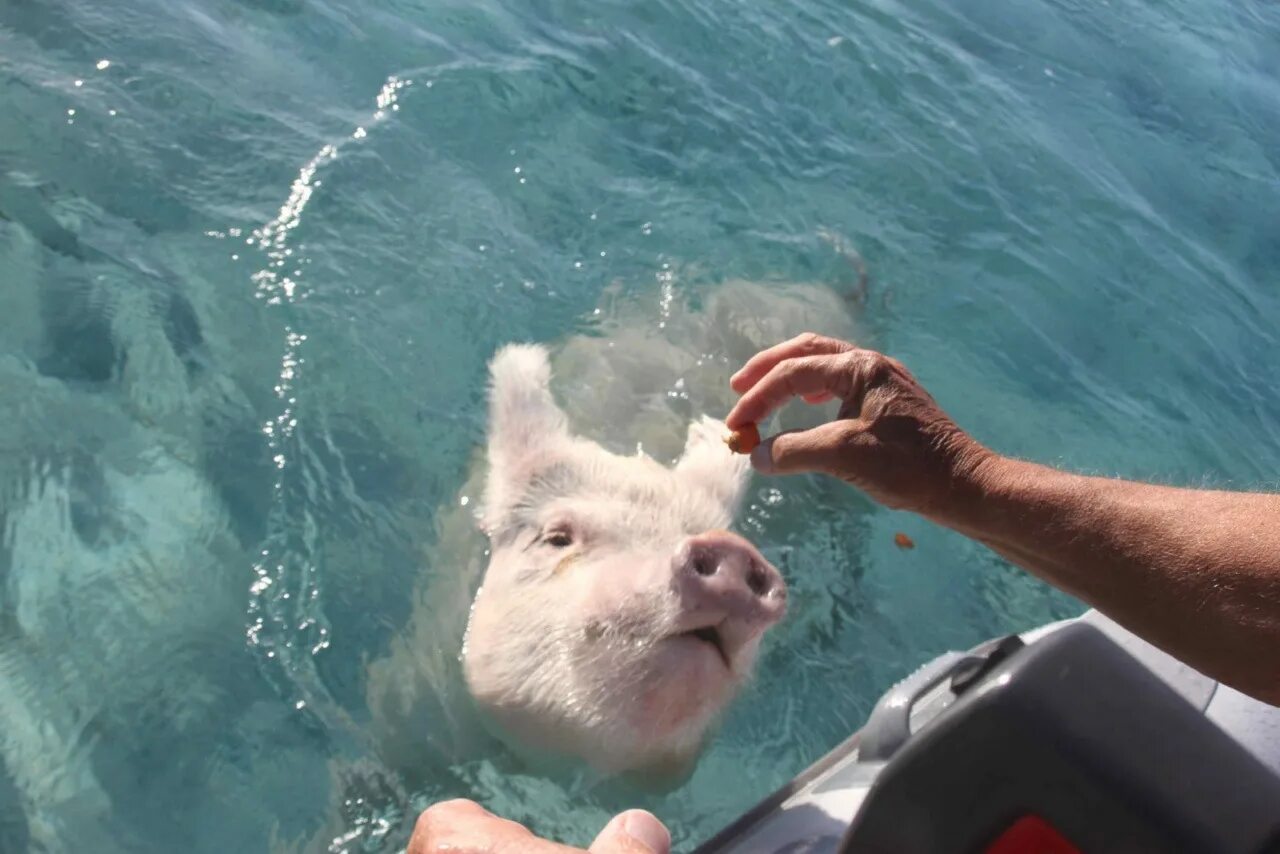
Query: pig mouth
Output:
[[680, 625, 731, 670]]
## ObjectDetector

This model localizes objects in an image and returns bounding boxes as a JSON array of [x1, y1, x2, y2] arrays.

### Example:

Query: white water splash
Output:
[[244, 74, 417, 703]]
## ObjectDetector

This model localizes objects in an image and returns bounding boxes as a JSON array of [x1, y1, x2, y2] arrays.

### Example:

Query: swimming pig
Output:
[[363, 273, 863, 789], [463, 343, 787, 774]]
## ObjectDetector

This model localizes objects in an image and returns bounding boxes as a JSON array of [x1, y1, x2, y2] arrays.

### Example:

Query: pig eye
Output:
[[542, 528, 574, 548]]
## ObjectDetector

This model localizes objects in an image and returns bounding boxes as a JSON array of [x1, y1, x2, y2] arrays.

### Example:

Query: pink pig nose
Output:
[[676, 530, 786, 625]]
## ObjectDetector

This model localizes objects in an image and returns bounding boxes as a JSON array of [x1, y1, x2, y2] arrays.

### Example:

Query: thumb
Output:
[[588, 810, 671, 854], [751, 421, 864, 476]]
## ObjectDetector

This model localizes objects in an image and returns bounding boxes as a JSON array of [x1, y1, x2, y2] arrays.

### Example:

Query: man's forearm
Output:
[[722, 334, 1280, 702], [936, 456, 1280, 704]]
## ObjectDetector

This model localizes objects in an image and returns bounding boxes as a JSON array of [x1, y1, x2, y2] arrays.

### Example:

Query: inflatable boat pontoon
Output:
[[696, 611, 1280, 853]]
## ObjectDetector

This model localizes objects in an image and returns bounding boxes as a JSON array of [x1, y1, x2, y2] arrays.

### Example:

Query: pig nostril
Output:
[[746, 564, 770, 597], [692, 553, 716, 577]]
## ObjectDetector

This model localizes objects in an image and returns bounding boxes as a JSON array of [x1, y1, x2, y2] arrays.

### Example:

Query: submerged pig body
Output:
[[464, 344, 786, 774]]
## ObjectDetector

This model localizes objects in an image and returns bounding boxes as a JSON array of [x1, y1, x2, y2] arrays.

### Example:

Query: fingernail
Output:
[[621, 811, 670, 853], [750, 440, 774, 474]]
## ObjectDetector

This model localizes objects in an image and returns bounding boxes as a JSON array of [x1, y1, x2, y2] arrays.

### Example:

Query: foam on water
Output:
[[0, 0, 1277, 850]]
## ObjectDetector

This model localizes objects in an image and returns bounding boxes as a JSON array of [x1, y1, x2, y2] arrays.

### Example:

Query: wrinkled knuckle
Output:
[[845, 349, 876, 376], [794, 331, 825, 352], [824, 352, 857, 392], [864, 352, 895, 384], [796, 331, 849, 355], [778, 355, 811, 381], [774, 362, 809, 397], [833, 424, 869, 458]]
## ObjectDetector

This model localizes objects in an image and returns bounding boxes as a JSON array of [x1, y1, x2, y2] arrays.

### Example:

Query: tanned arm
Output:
[[726, 333, 1280, 705]]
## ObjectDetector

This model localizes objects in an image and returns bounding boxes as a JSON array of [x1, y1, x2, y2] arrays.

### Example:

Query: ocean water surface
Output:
[[1, 0, 1278, 850]]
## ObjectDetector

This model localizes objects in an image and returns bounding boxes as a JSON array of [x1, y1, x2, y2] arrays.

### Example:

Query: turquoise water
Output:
[[1, 0, 1278, 850]]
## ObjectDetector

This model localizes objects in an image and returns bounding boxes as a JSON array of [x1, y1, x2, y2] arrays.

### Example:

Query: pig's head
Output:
[[462, 344, 786, 775]]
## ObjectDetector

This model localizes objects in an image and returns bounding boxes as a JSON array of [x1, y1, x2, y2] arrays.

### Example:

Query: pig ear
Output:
[[675, 416, 751, 514], [482, 344, 569, 531]]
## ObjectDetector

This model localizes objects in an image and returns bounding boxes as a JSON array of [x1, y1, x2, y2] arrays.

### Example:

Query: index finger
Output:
[[730, 333, 854, 394], [726, 353, 859, 429]]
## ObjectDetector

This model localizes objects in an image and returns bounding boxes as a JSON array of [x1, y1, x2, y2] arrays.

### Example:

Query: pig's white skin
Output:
[[465, 344, 760, 774], [364, 277, 861, 780]]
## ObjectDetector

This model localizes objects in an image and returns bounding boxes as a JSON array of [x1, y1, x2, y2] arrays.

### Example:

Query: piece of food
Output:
[[894, 532, 915, 550], [724, 423, 761, 454]]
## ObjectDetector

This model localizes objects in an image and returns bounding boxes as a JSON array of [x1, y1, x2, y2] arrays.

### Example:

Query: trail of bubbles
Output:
[[243, 74, 416, 713]]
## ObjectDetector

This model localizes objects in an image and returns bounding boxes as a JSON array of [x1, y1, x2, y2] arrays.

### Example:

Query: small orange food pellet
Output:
[[894, 532, 916, 550], [724, 423, 761, 454]]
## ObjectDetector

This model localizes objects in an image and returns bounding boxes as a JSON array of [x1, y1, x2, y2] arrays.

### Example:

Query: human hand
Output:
[[407, 799, 671, 854], [726, 333, 993, 518]]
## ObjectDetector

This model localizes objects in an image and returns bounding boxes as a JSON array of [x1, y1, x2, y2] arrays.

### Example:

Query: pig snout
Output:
[[674, 530, 786, 638]]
